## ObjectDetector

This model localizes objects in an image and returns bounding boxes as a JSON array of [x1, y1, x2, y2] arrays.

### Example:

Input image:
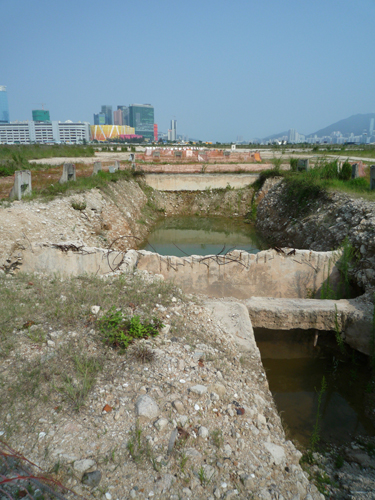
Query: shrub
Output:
[[339, 161, 351, 181], [290, 158, 298, 172]]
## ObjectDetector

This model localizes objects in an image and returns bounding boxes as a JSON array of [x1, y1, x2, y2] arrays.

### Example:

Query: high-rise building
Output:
[[94, 113, 106, 125], [32, 109, 50, 122], [170, 119, 177, 141], [113, 109, 123, 126], [0, 86, 10, 123], [288, 129, 296, 143], [101, 105, 112, 125], [127, 104, 154, 140], [117, 106, 128, 126], [370, 118, 374, 137]]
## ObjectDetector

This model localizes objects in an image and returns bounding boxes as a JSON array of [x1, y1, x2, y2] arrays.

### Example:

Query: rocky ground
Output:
[[2, 172, 375, 499], [0, 268, 326, 500]]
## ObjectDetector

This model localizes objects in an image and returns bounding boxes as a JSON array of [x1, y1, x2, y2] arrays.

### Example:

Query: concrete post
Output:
[[59, 163, 76, 184], [92, 161, 102, 176], [351, 163, 359, 179], [108, 166, 115, 173], [115, 160, 120, 170], [370, 166, 375, 190], [129, 153, 135, 162], [9, 170, 32, 200], [297, 159, 309, 171]]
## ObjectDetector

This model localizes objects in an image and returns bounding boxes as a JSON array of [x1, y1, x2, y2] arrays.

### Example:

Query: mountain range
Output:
[[261, 113, 375, 141]]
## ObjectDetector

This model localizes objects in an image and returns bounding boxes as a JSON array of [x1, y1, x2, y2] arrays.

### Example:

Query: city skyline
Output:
[[2, 0, 375, 142]]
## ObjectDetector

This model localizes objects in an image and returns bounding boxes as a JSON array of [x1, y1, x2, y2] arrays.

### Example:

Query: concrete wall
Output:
[[136, 248, 342, 300], [144, 173, 259, 191], [20, 243, 137, 277]]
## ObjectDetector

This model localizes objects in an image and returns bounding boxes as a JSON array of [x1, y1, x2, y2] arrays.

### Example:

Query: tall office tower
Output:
[[94, 113, 106, 125], [288, 129, 296, 143], [170, 119, 177, 141], [127, 104, 154, 140], [370, 118, 374, 137], [0, 86, 10, 123], [117, 106, 128, 126], [101, 105, 113, 125], [113, 109, 123, 126]]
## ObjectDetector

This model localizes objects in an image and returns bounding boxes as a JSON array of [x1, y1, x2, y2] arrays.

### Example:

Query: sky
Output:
[[2, 0, 375, 142]]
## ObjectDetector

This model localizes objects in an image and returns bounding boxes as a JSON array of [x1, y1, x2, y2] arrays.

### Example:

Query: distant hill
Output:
[[308, 113, 375, 138], [259, 113, 375, 142]]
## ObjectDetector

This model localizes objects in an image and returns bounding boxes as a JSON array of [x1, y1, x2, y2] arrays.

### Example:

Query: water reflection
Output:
[[141, 216, 265, 257]]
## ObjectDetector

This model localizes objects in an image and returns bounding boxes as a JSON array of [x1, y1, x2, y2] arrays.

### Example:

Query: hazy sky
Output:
[[2, 0, 375, 142]]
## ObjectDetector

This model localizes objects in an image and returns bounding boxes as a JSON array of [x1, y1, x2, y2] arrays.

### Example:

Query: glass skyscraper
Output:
[[0, 86, 10, 123], [127, 104, 154, 140]]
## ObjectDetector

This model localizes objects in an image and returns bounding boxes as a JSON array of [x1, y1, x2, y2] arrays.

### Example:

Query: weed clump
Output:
[[98, 307, 163, 351], [128, 342, 156, 363]]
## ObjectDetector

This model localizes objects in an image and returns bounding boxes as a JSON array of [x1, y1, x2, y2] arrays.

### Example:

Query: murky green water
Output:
[[254, 328, 375, 447], [141, 216, 266, 256]]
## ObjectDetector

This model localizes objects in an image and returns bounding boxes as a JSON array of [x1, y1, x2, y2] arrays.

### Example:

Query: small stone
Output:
[[224, 490, 238, 499], [210, 392, 220, 401], [190, 385, 207, 395], [47, 340, 55, 348], [198, 426, 209, 438], [194, 404, 200, 411], [210, 382, 226, 397], [167, 428, 178, 455], [154, 418, 168, 431], [135, 395, 159, 420], [102, 404, 112, 413], [224, 444, 232, 456], [263, 442, 286, 465], [182, 488, 192, 497], [82, 470, 102, 488], [202, 464, 216, 481], [161, 324, 171, 335], [74, 459, 95, 473], [178, 415, 188, 427], [257, 414, 267, 426], [130, 490, 136, 499], [91, 306, 100, 315], [105, 493, 112, 500], [38, 432, 46, 440], [172, 400, 185, 414], [240, 474, 254, 489], [214, 488, 221, 499], [185, 448, 202, 459]]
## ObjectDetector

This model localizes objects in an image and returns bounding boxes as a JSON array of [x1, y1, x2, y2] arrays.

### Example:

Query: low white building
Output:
[[0, 120, 91, 144]]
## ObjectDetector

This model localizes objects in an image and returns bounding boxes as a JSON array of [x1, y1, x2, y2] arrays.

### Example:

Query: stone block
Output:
[[370, 165, 375, 190], [92, 161, 102, 176], [351, 163, 359, 179], [297, 159, 309, 171], [115, 160, 120, 170], [9, 170, 32, 200], [59, 163, 76, 184]]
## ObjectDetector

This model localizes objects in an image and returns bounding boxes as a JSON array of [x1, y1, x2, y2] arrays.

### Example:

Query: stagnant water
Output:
[[141, 216, 375, 447], [255, 328, 375, 447], [140, 216, 266, 256]]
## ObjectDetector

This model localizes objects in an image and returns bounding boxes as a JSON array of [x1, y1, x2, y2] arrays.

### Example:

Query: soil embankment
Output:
[[256, 179, 375, 294]]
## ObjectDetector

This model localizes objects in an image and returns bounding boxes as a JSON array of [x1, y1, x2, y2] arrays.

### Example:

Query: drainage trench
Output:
[[140, 215, 374, 446]]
